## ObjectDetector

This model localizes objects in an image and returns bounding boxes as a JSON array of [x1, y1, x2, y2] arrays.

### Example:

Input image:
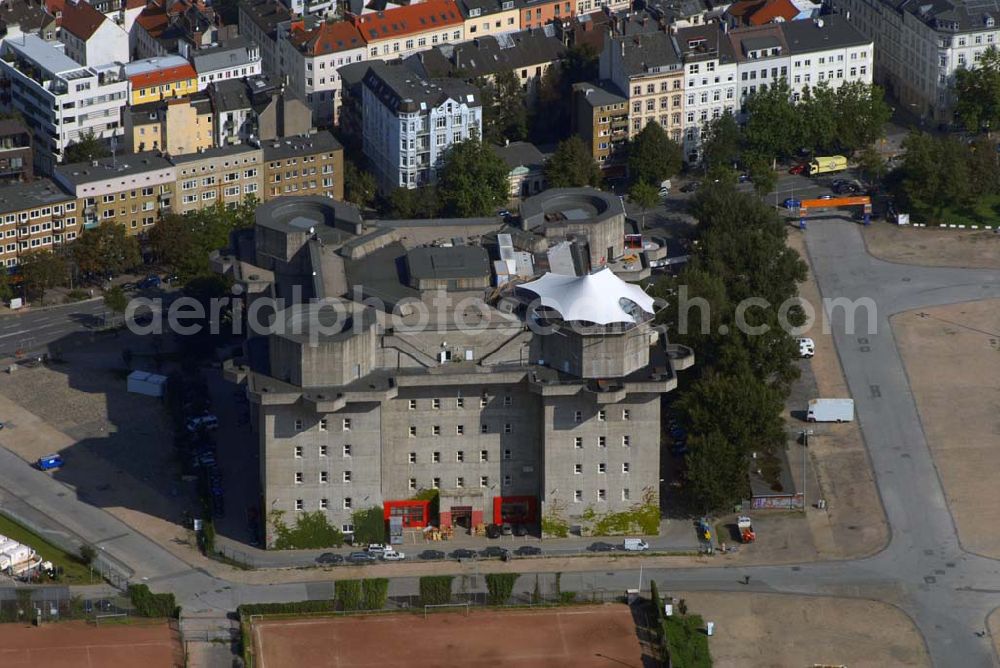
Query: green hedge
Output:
[[485, 573, 519, 605], [419, 576, 454, 606], [662, 614, 712, 668], [128, 584, 179, 618], [336, 580, 363, 611], [238, 600, 336, 617], [363, 578, 389, 610], [271, 510, 344, 549]]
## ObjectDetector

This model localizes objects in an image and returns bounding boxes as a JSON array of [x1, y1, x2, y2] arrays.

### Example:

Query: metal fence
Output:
[[0, 586, 132, 623]]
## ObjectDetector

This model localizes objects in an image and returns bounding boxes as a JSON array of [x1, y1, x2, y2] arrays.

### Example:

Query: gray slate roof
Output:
[[405, 26, 566, 79], [363, 61, 480, 114], [208, 79, 251, 112], [192, 37, 256, 74], [572, 81, 627, 108], [262, 130, 343, 161], [491, 141, 546, 172], [607, 31, 681, 76], [779, 15, 870, 53], [55, 152, 174, 187]]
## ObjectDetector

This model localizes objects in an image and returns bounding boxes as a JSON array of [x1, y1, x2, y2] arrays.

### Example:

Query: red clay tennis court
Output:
[[251, 604, 650, 668], [0, 619, 183, 668]]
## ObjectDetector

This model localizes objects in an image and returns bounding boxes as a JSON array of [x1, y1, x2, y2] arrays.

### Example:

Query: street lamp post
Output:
[[799, 429, 813, 511]]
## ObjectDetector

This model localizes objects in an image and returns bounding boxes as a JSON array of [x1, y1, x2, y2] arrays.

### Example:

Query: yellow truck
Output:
[[807, 155, 848, 175]]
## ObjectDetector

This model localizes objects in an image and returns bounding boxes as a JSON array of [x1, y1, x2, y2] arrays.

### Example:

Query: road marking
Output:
[[0, 329, 31, 340], [870, 385, 881, 398]]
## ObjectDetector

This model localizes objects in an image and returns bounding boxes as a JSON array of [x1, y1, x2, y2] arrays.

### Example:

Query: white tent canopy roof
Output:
[[519, 267, 656, 325]]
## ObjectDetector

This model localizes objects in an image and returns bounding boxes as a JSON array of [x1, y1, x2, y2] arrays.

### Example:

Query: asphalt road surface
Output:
[[0, 220, 999, 665]]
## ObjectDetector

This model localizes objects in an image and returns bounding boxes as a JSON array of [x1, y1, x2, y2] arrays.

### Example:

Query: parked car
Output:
[[316, 553, 343, 565], [783, 198, 802, 209], [500, 523, 513, 536], [138, 275, 161, 289], [587, 542, 617, 552], [185, 414, 219, 432], [450, 548, 477, 560], [418, 550, 446, 560], [485, 524, 502, 539], [797, 337, 816, 358], [382, 548, 405, 561], [788, 164, 807, 175], [623, 538, 650, 552], [680, 181, 700, 193], [515, 545, 542, 557], [347, 551, 377, 564], [737, 172, 752, 183], [514, 525, 528, 537], [366, 543, 387, 554], [479, 546, 511, 559], [818, 193, 834, 200]]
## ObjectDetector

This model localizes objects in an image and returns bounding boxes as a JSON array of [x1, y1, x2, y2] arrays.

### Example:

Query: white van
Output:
[[366, 543, 387, 554], [623, 538, 650, 552], [185, 415, 219, 432]]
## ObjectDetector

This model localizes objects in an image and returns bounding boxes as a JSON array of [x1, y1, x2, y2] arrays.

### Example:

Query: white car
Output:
[[366, 543, 387, 554], [382, 549, 405, 561], [797, 337, 816, 358]]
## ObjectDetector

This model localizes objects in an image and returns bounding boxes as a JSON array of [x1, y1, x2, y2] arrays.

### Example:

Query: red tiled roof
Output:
[[349, 0, 462, 43], [43, 0, 67, 23], [135, 2, 169, 35], [290, 20, 366, 55], [126, 0, 148, 9], [60, 0, 107, 39], [130, 63, 198, 89], [728, 0, 798, 25]]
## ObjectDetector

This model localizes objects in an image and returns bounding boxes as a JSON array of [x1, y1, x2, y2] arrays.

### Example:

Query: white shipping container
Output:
[[806, 398, 855, 423], [127, 370, 168, 397]]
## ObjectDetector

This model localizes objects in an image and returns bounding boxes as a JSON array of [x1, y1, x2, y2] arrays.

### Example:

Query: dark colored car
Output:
[[347, 551, 377, 564], [419, 550, 446, 560], [680, 181, 700, 193], [783, 198, 802, 209], [479, 546, 511, 559], [450, 548, 477, 560], [514, 524, 528, 537], [316, 553, 344, 565], [587, 542, 617, 552], [138, 275, 161, 289], [515, 545, 542, 556], [485, 523, 502, 539]]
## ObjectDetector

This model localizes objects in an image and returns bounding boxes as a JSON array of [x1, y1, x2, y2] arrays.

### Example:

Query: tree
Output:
[[856, 146, 886, 186], [700, 112, 743, 171], [388, 185, 441, 218], [628, 180, 659, 230], [71, 221, 141, 278], [743, 79, 802, 160], [147, 202, 251, 282], [63, 131, 110, 164], [745, 152, 777, 199], [104, 286, 127, 315], [437, 137, 509, 217], [627, 122, 682, 186], [0, 267, 13, 303], [344, 160, 377, 209], [649, 579, 663, 623], [531, 65, 570, 144], [351, 506, 386, 544], [954, 46, 1000, 134], [480, 70, 527, 144], [898, 132, 972, 220], [18, 249, 67, 304], [798, 83, 838, 154], [684, 430, 749, 513], [544, 137, 602, 188], [79, 545, 97, 566], [485, 573, 519, 605], [968, 137, 1000, 197], [833, 82, 891, 152]]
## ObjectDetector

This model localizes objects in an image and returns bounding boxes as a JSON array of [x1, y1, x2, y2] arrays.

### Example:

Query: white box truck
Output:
[[806, 398, 854, 423]]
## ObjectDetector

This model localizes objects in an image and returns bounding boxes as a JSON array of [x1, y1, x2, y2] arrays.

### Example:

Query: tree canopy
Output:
[[544, 137, 602, 188], [627, 122, 683, 186], [71, 221, 141, 278], [18, 250, 67, 304], [63, 131, 110, 164], [954, 46, 1000, 133], [479, 70, 527, 145], [436, 137, 509, 217]]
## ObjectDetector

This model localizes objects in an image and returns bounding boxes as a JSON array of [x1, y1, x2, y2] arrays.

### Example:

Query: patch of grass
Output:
[[662, 614, 712, 668], [935, 194, 1000, 227], [0, 513, 92, 584]]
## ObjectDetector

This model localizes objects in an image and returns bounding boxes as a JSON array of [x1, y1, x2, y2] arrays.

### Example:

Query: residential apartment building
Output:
[[0, 120, 34, 183], [0, 34, 128, 173], [207, 79, 254, 146], [52, 153, 175, 234], [124, 94, 215, 154], [173, 144, 263, 214], [361, 62, 482, 190], [828, 0, 978, 122], [220, 191, 694, 543], [279, 18, 367, 126], [458, 0, 520, 37], [262, 130, 344, 201], [1, 1, 58, 41], [349, 0, 465, 61], [521, 0, 575, 30], [571, 81, 629, 170], [124, 55, 199, 105], [58, 0, 129, 66], [406, 25, 567, 100], [131, 0, 225, 59], [238, 0, 292, 76], [600, 31, 686, 140], [283, 0, 337, 19], [676, 24, 738, 161], [0, 179, 77, 269], [192, 38, 263, 91]]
